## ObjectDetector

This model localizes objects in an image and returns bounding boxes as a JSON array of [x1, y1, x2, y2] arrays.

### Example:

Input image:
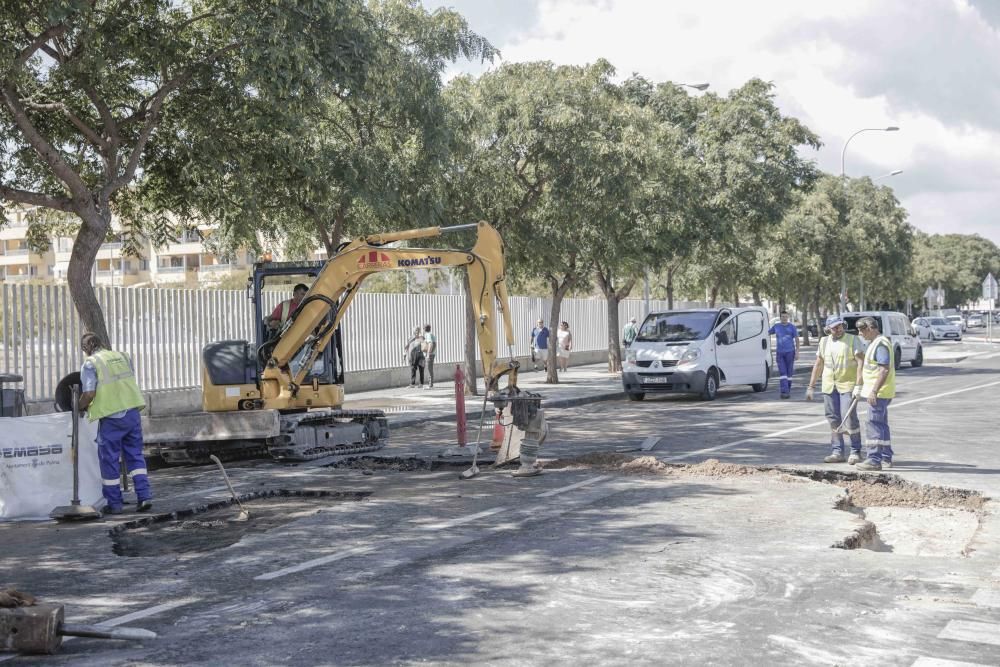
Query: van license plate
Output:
[[641, 376, 670, 384]]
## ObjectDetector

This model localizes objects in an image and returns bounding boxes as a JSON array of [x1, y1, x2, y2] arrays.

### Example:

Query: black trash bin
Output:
[[0, 373, 25, 417]]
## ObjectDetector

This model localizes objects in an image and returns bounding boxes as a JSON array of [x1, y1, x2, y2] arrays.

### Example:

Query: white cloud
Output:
[[438, 0, 1000, 243]]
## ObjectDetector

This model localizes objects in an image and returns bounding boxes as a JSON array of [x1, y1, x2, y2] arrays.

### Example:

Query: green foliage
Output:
[[909, 232, 1000, 307]]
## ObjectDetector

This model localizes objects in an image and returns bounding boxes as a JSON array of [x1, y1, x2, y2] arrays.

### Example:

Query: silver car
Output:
[[913, 317, 962, 341]]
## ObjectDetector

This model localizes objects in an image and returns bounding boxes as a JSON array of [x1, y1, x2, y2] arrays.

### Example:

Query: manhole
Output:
[[109, 489, 369, 557]]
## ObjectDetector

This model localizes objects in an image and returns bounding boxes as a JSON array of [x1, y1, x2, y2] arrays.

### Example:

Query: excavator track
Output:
[[267, 409, 389, 462]]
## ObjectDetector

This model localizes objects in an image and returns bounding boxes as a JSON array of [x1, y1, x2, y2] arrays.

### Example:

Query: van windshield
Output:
[[636, 311, 718, 343]]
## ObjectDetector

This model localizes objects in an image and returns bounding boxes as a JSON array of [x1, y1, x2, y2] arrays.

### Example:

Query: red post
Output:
[[454, 365, 466, 446]]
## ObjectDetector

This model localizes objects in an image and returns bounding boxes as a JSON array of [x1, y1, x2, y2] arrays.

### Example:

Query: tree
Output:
[[908, 233, 1000, 308], [1, 0, 373, 341]]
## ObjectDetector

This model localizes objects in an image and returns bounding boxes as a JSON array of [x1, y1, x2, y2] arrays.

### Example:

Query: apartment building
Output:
[[2, 207, 256, 287]]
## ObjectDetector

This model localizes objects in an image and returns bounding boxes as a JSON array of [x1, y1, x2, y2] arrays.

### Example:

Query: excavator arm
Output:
[[259, 222, 517, 407]]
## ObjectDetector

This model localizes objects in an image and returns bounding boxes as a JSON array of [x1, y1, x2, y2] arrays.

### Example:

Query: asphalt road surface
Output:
[[3, 340, 1000, 666]]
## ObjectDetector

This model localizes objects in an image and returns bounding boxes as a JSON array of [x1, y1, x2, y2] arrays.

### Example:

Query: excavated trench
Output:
[[539, 453, 989, 557], [109, 489, 370, 557], [323, 455, 481, 472]]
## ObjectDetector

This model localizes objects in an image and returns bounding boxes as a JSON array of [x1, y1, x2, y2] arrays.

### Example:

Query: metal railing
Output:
[[0, 283, 700, 402]]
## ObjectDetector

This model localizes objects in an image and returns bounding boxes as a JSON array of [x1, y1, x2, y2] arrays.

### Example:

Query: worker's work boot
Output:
[[881, 459, 893, 470], [855, 459, 882, 471], [824, 452, 846, 464], [137, 500, 153, 513], [847, 450, 863, 465]]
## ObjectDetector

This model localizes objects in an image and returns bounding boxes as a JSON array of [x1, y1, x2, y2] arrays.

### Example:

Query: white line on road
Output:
[[971, 588, 1000, 608], [937, 619, 1000, 646], [536, 475, 610, 498], [417, 507, 508, 531], [670, 379, 1000, 461], [912, 657, 992, 667], [254, 545, 373, 581], [640, 436, 662, 451]]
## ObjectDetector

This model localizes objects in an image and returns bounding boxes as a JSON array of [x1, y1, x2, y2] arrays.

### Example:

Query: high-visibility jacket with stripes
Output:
[[861, 335, 896, 399], [86, 349, 146, 421], [819, 333, 860, 394]]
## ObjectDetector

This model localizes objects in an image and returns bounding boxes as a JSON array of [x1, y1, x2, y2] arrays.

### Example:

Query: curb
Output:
[[923, 356, 968, 364], [387, 389, 625, 429]]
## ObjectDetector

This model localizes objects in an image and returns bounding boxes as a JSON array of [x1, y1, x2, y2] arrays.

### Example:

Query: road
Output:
[[3, 339, 1000, 665]]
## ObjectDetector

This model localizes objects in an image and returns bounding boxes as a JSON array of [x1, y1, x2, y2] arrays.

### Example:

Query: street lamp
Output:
[[681, 82, 710, 91], [873, 169, 903, 182], [839, 125, 901, 311]]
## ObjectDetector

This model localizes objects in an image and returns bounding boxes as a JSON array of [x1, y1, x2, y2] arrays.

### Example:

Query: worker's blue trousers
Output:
[[776, 351, 795, 395], [863, 398, 894, 464], [97, 408, 151, 508]]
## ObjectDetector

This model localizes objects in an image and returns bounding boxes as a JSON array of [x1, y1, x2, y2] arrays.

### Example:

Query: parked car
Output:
[[912, 317, 962, 342], [967, 313, 985, 327], [622, 307, 771, 401], [947, 315, 967, 332], [842, 311, 923, 369]]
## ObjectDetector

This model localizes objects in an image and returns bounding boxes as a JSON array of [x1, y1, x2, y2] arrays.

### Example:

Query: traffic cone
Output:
[[490, 412, 505, 451]]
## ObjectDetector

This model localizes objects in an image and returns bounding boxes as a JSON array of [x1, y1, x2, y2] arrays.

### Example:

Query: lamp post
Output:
[[873, 169, 903, 182], [839, 126, 900, 311], [681, 82, 710, 91]]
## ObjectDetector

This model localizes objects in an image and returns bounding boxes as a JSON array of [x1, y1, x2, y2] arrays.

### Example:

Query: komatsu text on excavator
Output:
[[196, 221, 539, 464]]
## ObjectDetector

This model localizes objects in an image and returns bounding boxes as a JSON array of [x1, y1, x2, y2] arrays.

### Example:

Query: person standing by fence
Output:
[[769, 310, 799, 399], [78, 333, 153, 515], [531, 319, 550, 371], [622, 317, 639, 348], [422, 324, 437, 389], [556, 321, 573, 372], [404, 327, 425, 388]]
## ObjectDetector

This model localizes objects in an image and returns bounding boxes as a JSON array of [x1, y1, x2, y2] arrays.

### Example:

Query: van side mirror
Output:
[[715, 331, 728, 346]]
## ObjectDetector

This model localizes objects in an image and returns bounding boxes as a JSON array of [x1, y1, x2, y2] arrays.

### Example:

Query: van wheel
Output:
[[751, 364, 769, 392], [894, 347, 902, 371], [911, 346, 923, 368], [701, 369, 719, 401], [626, 392, 645, 402]]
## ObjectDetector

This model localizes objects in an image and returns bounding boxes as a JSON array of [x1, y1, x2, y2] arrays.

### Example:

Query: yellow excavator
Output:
[[198, 221, 528, 462]]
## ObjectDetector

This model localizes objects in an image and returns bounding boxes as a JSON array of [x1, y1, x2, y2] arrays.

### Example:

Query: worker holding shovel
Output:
[[805, 315, 865, 464]]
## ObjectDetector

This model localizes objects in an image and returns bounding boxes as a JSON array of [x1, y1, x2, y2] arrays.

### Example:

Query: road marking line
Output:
[[971, 588, 1000, 608], [671, 380, 1000, 461], [937, 619, 1000, 645], [418, 507, 508, 531], [536, 475, 610, 498], [254, 545, 373, 581], [912, 657, 992, 667]]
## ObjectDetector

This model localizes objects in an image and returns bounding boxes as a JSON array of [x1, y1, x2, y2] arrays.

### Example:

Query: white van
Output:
[[622, 307, 771, 401], [841, 311, 923, 369]]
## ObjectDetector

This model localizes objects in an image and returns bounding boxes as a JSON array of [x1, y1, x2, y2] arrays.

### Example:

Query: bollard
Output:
[[455, 364, 466, 447]]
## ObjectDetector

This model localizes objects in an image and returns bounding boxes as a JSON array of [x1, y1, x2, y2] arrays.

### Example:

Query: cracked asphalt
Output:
[[3, 339, 1000, 666]]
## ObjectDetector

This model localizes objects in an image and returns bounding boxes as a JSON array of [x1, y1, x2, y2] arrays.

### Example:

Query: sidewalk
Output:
[[342, 363, 624, 428]]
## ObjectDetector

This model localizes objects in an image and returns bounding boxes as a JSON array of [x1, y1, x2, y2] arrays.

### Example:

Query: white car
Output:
[[967, 313, 985, 327], [947, 315, 967, 332], [843, 311, 924, 369], [912, 317, 962, 342]]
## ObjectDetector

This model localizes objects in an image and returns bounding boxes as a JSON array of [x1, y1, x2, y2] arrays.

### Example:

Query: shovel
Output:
[[209, 455, 250, 521], [460, 393, 492, 480], [834, 396, 860, 434]]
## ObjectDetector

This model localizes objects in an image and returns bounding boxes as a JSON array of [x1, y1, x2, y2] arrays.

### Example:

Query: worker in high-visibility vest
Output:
[[805, 314, 865, 464], [854, 316, 896, 471], [78, 333, 151, 514], [268, 283, 308, 331]]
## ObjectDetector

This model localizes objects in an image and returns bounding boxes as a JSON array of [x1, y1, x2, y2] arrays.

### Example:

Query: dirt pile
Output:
[[541, 454, 772, 478], [838, 477, 985, 511]]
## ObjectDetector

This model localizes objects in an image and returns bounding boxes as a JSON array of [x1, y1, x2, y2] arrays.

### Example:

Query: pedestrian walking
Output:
[[78, 333, 152, 515], [623, 317, 639, 348], [421, 324, 437, 389], [404, 327, 425, 388], [805, 315, 865, 464], [769, 310, 799, 399], [556, 321, 573, 372], [530, 319, 550, 371], [268, 283, 308, 332], [855, 316, 896, 471]]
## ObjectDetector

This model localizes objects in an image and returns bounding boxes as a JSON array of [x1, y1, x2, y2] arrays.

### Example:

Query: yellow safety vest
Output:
[[86, 349, 146, 422], [861, 335, 896, 399], [819, 333, 860, 394]]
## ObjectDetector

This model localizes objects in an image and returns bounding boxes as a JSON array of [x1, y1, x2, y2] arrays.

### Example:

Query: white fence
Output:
[[0, 283, 702, 402]]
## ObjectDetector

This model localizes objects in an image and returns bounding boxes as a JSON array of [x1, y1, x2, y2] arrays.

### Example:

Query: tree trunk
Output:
[[732, 290, 740, 307], [799, 292, 810, 346], [709, 285, 718, 308], [67, 206, 112, 344], [462, 269, 478, 396], [594, 267, 636, 374], [666, 267, 675, 310], [752, 287, 762, 306]]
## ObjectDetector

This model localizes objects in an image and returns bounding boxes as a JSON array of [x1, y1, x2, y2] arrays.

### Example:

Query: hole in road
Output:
[[109, 490, 369, 557], [324, 455, 469, 472]]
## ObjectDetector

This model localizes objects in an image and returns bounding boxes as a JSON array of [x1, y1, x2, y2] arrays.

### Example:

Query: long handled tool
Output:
[[209, 455, 250, 521], [1, 601, 156, 655], [50, 386, 101, 521], [835, 396, 860, 434], [460, 392, 492, 480]]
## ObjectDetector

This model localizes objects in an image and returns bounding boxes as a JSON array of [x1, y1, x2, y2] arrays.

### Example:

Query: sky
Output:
[[431, 0, 1000, 244]]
